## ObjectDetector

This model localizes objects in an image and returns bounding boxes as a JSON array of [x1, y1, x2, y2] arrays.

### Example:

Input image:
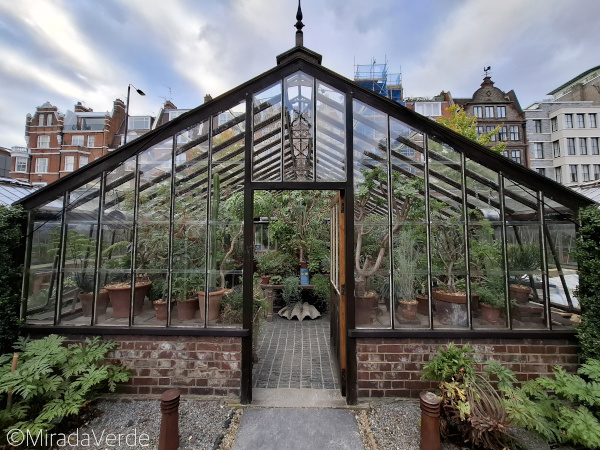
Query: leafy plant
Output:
[[309, 275, 329, 313], [281, 277, 301, 306], [0, 205, 26, 354], [507, 243, 540, 286], [494, 359, 600, 449], [422, 342, 476, 383], [472, 273, 505, 309], [269, 275, 283, 285], [574, 206, 600, 361], [0, 335, 130, 444]]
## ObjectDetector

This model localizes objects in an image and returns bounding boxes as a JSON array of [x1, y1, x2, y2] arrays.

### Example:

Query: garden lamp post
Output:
[[124, 84, 145, 145]]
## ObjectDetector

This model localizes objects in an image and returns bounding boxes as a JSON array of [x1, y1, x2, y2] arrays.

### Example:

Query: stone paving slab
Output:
[[232, 408, 364, 450], [253, 314, 339, 390]]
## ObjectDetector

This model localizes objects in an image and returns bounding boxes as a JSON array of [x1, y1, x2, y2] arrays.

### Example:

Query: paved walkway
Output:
[[253, 314, 339, 390], [232, 408, 363, 450]]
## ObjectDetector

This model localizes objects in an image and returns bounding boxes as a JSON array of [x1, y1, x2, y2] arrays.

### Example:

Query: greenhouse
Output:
[[15, 37, 595, 404]]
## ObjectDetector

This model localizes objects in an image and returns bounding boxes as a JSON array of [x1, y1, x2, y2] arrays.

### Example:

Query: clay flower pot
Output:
[[153, 299, 175, 321], [105, 280, 152, 319], [509, 284, 531, 304], [416, 294, 429, 316], [399, 299, 419, 320], [78, 289, 109, 317], [198, 288, 226, 321], [177, 297, 198, 321], [480, 303, 501, 324], [355, 291, 378, 326]]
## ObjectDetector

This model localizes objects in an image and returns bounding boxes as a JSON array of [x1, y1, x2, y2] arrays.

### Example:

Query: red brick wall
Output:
[[356, 337, 579, 399], [64, 334, 242, 398]]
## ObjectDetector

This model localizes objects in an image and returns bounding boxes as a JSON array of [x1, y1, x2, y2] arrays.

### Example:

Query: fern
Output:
[[0, 334, 130, 443]]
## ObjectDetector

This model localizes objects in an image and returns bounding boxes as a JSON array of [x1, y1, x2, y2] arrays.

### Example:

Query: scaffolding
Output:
[[354, 57, 403, 103]]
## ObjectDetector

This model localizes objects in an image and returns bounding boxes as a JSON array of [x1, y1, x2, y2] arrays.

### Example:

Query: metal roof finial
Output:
[[295, 0, 304, 47]]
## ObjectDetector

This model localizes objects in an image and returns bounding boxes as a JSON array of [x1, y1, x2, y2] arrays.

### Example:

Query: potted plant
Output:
[[149, 278, 173, 321], [75, 272, 109, 317], [507, 243, 540, 304], [393, 228, 421, 321], [472, 273, 505, 324], [354, 168, 421, 325], [104, 276, 152, 319], [256, 251, 281, 285], [170, 275, 199, 321]]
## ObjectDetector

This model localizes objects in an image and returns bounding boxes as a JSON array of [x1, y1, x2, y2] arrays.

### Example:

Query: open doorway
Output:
[[250, 190, 344, 400]]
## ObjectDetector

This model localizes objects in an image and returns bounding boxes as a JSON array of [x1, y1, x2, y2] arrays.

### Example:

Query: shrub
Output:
[[0, 335, 130, 444], [281, 277, 301, 305], [0, 205, 27, 354], [309, 275, 330, 313], [574, 205, 600, 361]]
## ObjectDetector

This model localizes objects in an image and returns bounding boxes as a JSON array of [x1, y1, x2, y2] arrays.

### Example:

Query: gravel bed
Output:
[[66, 398, 234, 450], [364, 399, 572, 450]]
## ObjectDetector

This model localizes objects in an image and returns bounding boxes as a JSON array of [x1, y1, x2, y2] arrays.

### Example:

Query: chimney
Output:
[[204, 94, 213, 104]]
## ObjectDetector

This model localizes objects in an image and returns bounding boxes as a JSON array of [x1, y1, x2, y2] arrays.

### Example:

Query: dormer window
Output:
[[47, 114, 53, 126], [39, 115, 45, 126], [128, 117, 151, 130]]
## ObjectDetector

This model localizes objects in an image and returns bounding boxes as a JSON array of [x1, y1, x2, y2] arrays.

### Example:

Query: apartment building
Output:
[[455, 76, 528, 166]]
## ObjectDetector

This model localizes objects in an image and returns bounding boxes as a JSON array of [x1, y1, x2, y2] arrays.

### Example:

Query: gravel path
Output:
[[67, 398, 233, 450]]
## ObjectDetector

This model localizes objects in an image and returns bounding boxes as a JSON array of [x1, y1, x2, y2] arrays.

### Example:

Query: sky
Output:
[[0, 0, 599, 149]]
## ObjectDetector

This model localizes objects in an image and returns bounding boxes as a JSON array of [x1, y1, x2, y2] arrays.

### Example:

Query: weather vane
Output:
[[484, 66, 491, 77]]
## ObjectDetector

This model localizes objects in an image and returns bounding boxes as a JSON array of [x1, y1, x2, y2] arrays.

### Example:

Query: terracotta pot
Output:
[[480, 303, 501, 324], [261, 275, 271, 285], [105, 281, 152, 318], [78, 289, 109, 317], [177, 297, 198, 321], [198, 288, 226, 321], [416, 294, 429, 316], [355, 291, 378, 326], [399, 300, 419, 320], [510, 284, 531, 304], [153, 300, 175, 321], [432, 290, 469, 326]]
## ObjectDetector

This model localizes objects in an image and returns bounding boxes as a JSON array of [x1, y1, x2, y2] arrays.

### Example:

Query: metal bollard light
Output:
[[158, 389, 180, 450], [420, 391, 441, 450]]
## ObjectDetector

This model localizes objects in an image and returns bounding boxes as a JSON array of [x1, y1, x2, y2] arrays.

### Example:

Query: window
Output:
[[473, 106, 483, 117], [128, 117, 151, 130], [64, 155, 75, 172], [15, 157, 27, 172], [582, 165, 590, 182], [565, 114, 573, 128], [536, 168, 546, 176], [79, 156, 88, 168], [551, 117, 558, 132], [71, 135, 84, 146], [497, 106, 506, 118], [38, 115, 45, 126], [35, 158, 48, 173], [590, 113, 597, 128], [553, 140, 560, 157], [476, 126, 484, 137], [37, 135, 50, 148], [556, 166, 562, 183], [87, 135, 95, 147], [569, 165, 578, 182], [592, 138, 599, 155], [498, 126, 507, 141], [594, 164, 600, 180], [485, 106, 494, 118], [415, 102, 442, 117], [169, 111, 184, 120], [510, 125, 519, 141], [577, 114, 585, 128], [486, 126, 496, 141], [533, 143, 543, 159], [567, 138, 576, 155], [510, 150, 521, 164], [534, 120, 542, 133], [47, 114, 53, 126], [579, 138, 588, 155]]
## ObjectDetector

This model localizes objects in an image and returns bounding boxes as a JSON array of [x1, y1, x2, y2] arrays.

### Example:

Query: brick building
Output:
[[455, 76, 528, 166], [10, 99, 127, 186]]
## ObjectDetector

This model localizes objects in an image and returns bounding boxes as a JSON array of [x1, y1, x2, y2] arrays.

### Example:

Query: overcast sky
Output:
[[0, 0, 599, 149]]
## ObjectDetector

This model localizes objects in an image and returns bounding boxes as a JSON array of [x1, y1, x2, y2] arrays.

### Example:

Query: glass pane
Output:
[[253, 82, 282, 181], [26, 197, 64, 324], [60, 184, 101, 325], [428, 138, 468, 329], [284, 72, 314, 181], [212, 101, 246, 165], [316, 81, 345, 181], [97, 158, 135, 326]]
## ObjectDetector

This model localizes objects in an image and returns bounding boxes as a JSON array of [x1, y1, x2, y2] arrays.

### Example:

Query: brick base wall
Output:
[[356, 337, 579, 399], [63, 334, 242, 398]]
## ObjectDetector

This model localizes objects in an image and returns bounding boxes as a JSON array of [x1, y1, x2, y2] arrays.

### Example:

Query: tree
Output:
[[437, 105, 506, 154]]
